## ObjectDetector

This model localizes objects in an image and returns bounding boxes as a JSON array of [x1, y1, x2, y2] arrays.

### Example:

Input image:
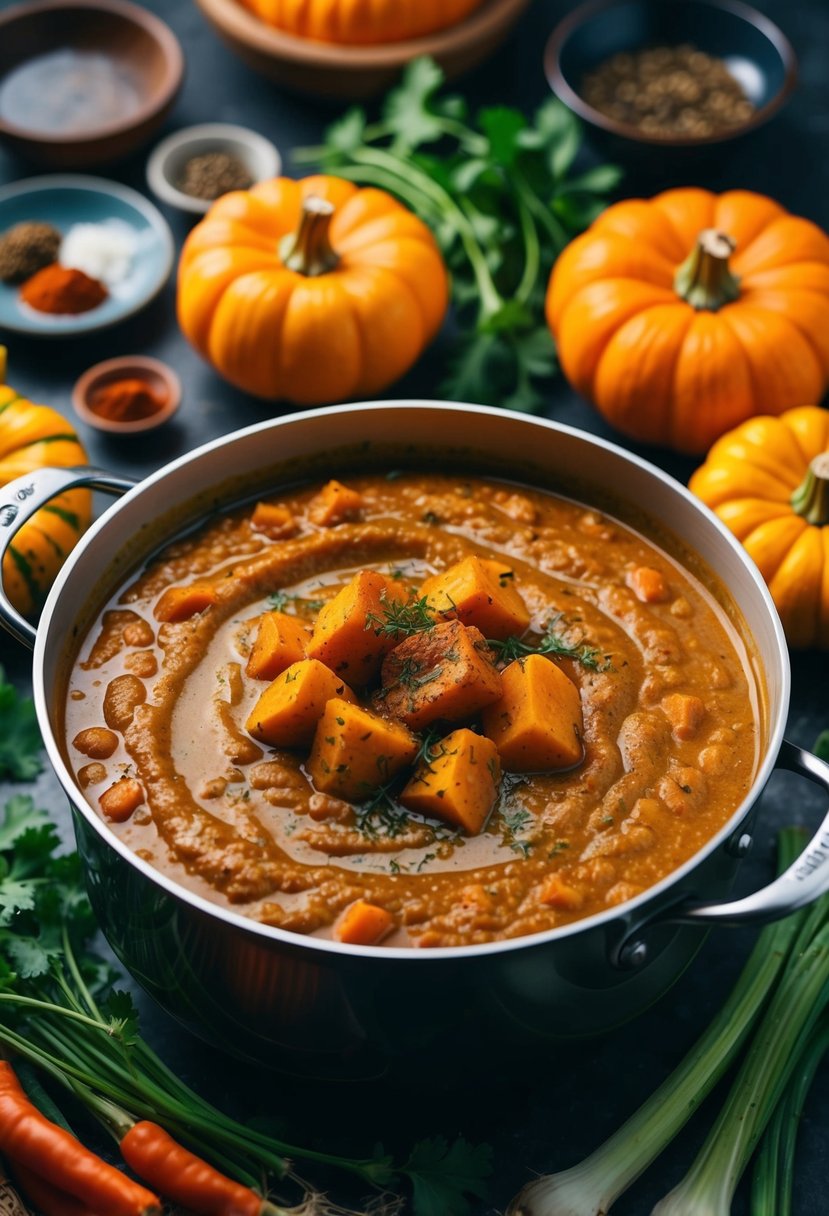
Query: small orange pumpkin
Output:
[[547, 189, 829, 454], [690, 406, 829, 648], [177, 175, 448, 405], [237, 0, 485, 44]]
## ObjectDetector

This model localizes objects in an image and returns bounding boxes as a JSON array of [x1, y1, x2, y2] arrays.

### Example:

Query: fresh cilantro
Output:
[[490, 613, 610, 672], [816, 730, 829, 763], [0, 669, 42, 780], [403, 1135, 493, 1216], [296, 57, 619, 411]]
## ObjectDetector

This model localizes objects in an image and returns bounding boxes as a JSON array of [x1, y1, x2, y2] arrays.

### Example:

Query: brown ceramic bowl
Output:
[[193, 0, 531, 99], [72, 355, 182, 434], [0, 0, 184, 168]]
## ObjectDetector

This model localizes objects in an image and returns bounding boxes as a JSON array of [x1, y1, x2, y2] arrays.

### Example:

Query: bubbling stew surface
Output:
[[65, 473, 761, 948]]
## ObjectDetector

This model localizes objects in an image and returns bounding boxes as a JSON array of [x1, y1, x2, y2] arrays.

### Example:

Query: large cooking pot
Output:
[[2, 402, 829, 1077]]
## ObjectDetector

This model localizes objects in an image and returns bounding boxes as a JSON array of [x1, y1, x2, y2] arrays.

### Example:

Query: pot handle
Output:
[[613, 739, 829, 969], [0, 465, 135, 650]]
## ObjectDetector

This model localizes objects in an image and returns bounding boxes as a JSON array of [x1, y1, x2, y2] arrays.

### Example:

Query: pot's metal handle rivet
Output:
[[619, 940, 648, 970], [726, 832, 753, 859]]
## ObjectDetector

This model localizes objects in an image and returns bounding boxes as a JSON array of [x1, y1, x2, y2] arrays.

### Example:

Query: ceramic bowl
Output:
[[193, 0, 531, 99], [146, 124, 282, 216], [545, 0, 797, 150], [0, 0, 184, 168], [72, 354, 182, 433]]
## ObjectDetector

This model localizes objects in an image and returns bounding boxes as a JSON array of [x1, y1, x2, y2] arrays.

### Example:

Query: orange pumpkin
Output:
[[237, 0, 485, 44], [177, 175, 449, 405], [690, 406, 829, 649], [547, 189, 829, 454]]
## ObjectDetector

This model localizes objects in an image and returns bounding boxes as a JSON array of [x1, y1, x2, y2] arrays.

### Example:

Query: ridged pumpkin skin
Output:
[[177, 175, 449, 405], [690, 407, 829, 649], [547, 189, 829, 455], [0, 382, 90, 617], [237, 0, 485, 44]]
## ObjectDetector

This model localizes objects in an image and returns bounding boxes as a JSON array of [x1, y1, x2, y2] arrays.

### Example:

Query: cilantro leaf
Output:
[[403, 1136, 492, 1216], [815, 730, 829, 762], [384, 57, 447, 151], [0, 796, 52, 852], [0, 877, 37, 926], [0, 670, 42, 780], [104, 989, 140, 1045], [4, 933, 53, 979]]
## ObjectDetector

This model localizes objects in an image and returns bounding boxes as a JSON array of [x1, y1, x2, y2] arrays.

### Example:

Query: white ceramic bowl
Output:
[[146, 122, 281, 215]]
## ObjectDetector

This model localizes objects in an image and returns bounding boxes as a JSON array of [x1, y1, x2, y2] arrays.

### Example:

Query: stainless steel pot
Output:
[[2, 402, 829, 1075]]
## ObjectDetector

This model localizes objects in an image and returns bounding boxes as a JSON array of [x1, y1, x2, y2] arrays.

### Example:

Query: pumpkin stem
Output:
[[791, 453, 829, 526], [281, 196, 340, 277], [674, 228, 741, 311]]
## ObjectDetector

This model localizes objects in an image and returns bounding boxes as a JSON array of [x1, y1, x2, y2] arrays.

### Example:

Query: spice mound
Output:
[[582, 44, 756, 138], [0, 221, 61, 284], [20, 264, 107, 315], [178, 152, 254, 201], [89, 376, 168, 423]]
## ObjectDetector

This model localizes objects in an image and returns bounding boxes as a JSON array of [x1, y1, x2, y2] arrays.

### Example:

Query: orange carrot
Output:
[[120, 1121, 263, 1216], [334, 900, 394, 946], [0, 1063, 160, 1216], [12, 1163, 98, 1216]]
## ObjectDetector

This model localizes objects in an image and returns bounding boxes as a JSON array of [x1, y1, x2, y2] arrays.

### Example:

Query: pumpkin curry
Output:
[[65, 474, 761, 948]]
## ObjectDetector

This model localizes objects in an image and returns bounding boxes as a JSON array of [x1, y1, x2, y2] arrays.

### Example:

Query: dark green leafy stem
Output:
[[295, 57, 621, 412], [0, 668, 42, 780], [489, 614, 611, 672]]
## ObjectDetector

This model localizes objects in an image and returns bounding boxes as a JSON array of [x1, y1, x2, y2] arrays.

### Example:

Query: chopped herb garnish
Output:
[[365, 593, 435, 639], [422, 511, 440, 526], [490, 613, 611, 671]]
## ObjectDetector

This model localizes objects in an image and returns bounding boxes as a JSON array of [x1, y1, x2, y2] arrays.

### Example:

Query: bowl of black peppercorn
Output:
[[545, 0, 797, 162], [146, 123, 282, 216]]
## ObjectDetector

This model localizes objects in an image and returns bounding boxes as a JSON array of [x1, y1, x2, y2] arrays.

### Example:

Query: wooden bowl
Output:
[[0, 0, 184, 168], [193, 0, 531, 99]]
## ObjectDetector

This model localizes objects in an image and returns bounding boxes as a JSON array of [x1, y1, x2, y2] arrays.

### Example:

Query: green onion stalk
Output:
[[506, 829, 809, 1216]]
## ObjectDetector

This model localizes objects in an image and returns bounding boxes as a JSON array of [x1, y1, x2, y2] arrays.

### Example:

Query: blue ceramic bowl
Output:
[[545, 0, 797, 149], [0, 174, 174, 336]]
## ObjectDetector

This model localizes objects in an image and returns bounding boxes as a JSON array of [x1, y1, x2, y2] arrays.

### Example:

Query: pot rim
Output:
[[33, 401, 791, 962]]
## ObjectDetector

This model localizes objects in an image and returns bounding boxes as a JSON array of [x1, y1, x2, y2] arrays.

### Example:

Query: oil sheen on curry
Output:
[[65, 474, 761, 949]]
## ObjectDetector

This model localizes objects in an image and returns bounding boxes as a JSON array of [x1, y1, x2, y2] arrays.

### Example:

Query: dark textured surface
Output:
[[1, 0, 828, 1211]]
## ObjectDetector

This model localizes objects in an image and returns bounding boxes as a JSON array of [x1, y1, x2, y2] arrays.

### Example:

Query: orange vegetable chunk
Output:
[[99, 777, 144, 823], [309, 479, 363, 526], [537, 873, 584, 910], [251, 501, 297, 539], [307, 698, 417, 802], [246, 660, 356, 749], [245, 611, 309, 681], [305, 569, 408, 683], [662, 692, 705, 741], [380, 619, 502, 730], [627, 565, 670, 603], [482, 654, 583, 771], [420, 555, 530, 640], [154, 582, 218, 623], [399, 727, 500, 834], [334, 899, 394, 946]]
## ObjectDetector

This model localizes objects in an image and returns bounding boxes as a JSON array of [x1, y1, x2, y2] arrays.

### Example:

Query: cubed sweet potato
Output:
[[305, 570, 408, 683], [309, 479, 363, 526], [251, 501, 298, 539], [307, 697, 417, 802], [334, 899, 394, 946], [246, 660, 356, 749], [537, 873, 583, 910], [380, 619, 502, 730], [245, 612, 310, 681], [627, 566, 670, 603], [99, 778, 144, 823], [399, 727, 500, 834], [482, 654, 583, 771], [661, 693, 705, 741], [154, 582, 218, 623], [420, 555, 530, 640]]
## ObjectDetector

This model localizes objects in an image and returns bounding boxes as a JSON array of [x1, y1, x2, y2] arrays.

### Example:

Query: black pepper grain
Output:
[[0, 221, 62, 284], [178, 152, 255, 201]]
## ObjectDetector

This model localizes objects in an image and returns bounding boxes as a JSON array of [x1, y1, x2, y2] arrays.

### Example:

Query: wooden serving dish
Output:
[[193, 0, 531, 99]]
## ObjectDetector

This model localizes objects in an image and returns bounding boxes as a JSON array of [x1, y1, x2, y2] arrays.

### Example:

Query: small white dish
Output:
[[146, 122, 281, 215]]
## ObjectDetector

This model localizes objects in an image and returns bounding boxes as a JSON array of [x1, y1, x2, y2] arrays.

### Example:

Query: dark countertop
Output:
[[2, 0, 829, 1212]]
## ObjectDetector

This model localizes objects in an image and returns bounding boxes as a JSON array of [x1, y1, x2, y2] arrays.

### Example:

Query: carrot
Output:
[[11, 1163, 97, 1216], [626, 565, 670, 603], [0, 1062, 160, 1216], [120, 1121, 263, 1216]]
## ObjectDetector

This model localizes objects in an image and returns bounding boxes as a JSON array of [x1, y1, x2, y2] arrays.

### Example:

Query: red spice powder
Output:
[[89, 377, 169, 423], [20, 263, 107, 315]]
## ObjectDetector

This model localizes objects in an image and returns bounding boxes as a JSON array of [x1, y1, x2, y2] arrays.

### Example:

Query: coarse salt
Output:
[[60, 221, 136, 286]]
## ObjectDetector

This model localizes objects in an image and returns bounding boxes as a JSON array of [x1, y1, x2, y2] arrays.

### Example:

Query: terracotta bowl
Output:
[[0, 0, 184, 168], [72, 355, 182, 434], [193, 0, 531, 99]]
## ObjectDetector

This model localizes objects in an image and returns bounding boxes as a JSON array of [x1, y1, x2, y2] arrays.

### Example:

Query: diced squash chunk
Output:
[[627, 566, 670, 603], [251, 501, 297, 539], [245, 612, 309, 681], [154, 583, 218, 622], [99, 778, 144, 823], [246, 661, 355, 748], [662, 693, 705, 741], [482, 654, 583, 771], [420, 555, 530, 640], [399, 728, 500, 834], [334, 899, 394, 946], [309, 479, 363, 526], [537, 873, 583, 910], [380, 619, 502, 730], [305, 570, 408, 683], [307, 698, 417, 802]]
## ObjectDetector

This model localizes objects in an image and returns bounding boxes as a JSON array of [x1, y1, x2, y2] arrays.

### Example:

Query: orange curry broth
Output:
[[64, 473, 762, 948]]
